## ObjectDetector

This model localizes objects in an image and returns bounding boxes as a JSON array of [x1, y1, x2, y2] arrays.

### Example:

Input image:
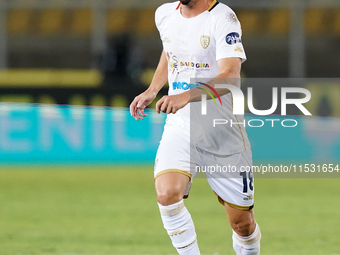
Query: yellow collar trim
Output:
[[207, 0, 218, 11]]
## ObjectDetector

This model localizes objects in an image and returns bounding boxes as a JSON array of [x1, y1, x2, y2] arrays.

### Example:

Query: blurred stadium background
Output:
[[0, 0, 339, 254]]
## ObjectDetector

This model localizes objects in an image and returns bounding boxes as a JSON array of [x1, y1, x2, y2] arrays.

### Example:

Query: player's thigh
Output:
[[154, 126, 194, 205], [205, 149, 254, 210]]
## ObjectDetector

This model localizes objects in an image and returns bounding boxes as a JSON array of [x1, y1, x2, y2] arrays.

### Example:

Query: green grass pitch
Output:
[[0, 166, 339, 255]]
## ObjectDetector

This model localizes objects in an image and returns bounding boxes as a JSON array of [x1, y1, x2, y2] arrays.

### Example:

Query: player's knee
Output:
[[156, 187, 183, 206], [230, 217, 255, 236]]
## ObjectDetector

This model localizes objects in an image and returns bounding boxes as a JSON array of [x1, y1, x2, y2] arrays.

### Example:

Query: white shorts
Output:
[[154, 124, 254, 210]]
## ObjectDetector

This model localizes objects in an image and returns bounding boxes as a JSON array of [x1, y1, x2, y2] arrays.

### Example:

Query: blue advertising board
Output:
[[0, 104, 164, 164], [0, 104, 339, 164]]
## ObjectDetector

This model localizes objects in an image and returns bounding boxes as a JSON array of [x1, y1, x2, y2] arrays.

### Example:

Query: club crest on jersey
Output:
[[226, 32, 241, 45], [200, 35, 210, 49]]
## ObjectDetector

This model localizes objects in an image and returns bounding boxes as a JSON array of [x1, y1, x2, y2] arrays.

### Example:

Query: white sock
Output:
[[232, 222, 261, 255], [158, 200, 200, 255]]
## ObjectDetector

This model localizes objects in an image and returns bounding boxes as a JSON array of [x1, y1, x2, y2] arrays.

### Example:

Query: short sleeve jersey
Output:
[[155, 1, 251, 155]]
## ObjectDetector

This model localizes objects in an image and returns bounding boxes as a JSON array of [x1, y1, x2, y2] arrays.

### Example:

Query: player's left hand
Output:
[[156, 93, 190, 114]]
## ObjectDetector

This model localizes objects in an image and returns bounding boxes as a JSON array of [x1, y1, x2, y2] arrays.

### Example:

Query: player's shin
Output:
[[232, 222, 261, 255], [158, 199, 200, 255]]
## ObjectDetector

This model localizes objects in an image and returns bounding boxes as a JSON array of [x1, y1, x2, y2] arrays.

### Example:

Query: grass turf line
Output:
[[0, 166, 339, 254]]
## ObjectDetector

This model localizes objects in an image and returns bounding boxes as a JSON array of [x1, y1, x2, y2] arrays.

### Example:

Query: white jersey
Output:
[[155, 0, 251, 155]]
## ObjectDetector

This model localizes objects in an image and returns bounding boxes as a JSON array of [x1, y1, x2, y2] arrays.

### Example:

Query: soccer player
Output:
[[130, 0, 261, 254]]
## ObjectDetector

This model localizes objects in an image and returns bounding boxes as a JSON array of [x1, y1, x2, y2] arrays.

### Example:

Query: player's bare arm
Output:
[[189, 57, 242, 102], [155, 92, 191, 115], [130, 50, 168, 120], [156, 57, 242, 114]]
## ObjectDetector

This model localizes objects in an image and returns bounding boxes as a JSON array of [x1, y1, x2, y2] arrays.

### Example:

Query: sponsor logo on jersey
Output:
[[226, 13, 238, 24], [234, 46, 244, 52], [166, 51, 178, 74], [243, 194, 254, 201], [166, 52, 210, 74], [172, 82, 201, 90], [226, 32, 242, 45], [180, 61, 210, 69], [162, 36, 171, 43], [200, 35, 210, 49]]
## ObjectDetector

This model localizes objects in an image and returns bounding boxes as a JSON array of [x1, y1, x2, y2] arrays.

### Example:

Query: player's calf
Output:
[[225, 204, 261, 254], [232, 222, 261, 255], [229, 214, 255, 237]]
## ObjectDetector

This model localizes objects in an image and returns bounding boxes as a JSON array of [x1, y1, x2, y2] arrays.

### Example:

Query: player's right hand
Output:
[[130, 90, 157, 121]]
